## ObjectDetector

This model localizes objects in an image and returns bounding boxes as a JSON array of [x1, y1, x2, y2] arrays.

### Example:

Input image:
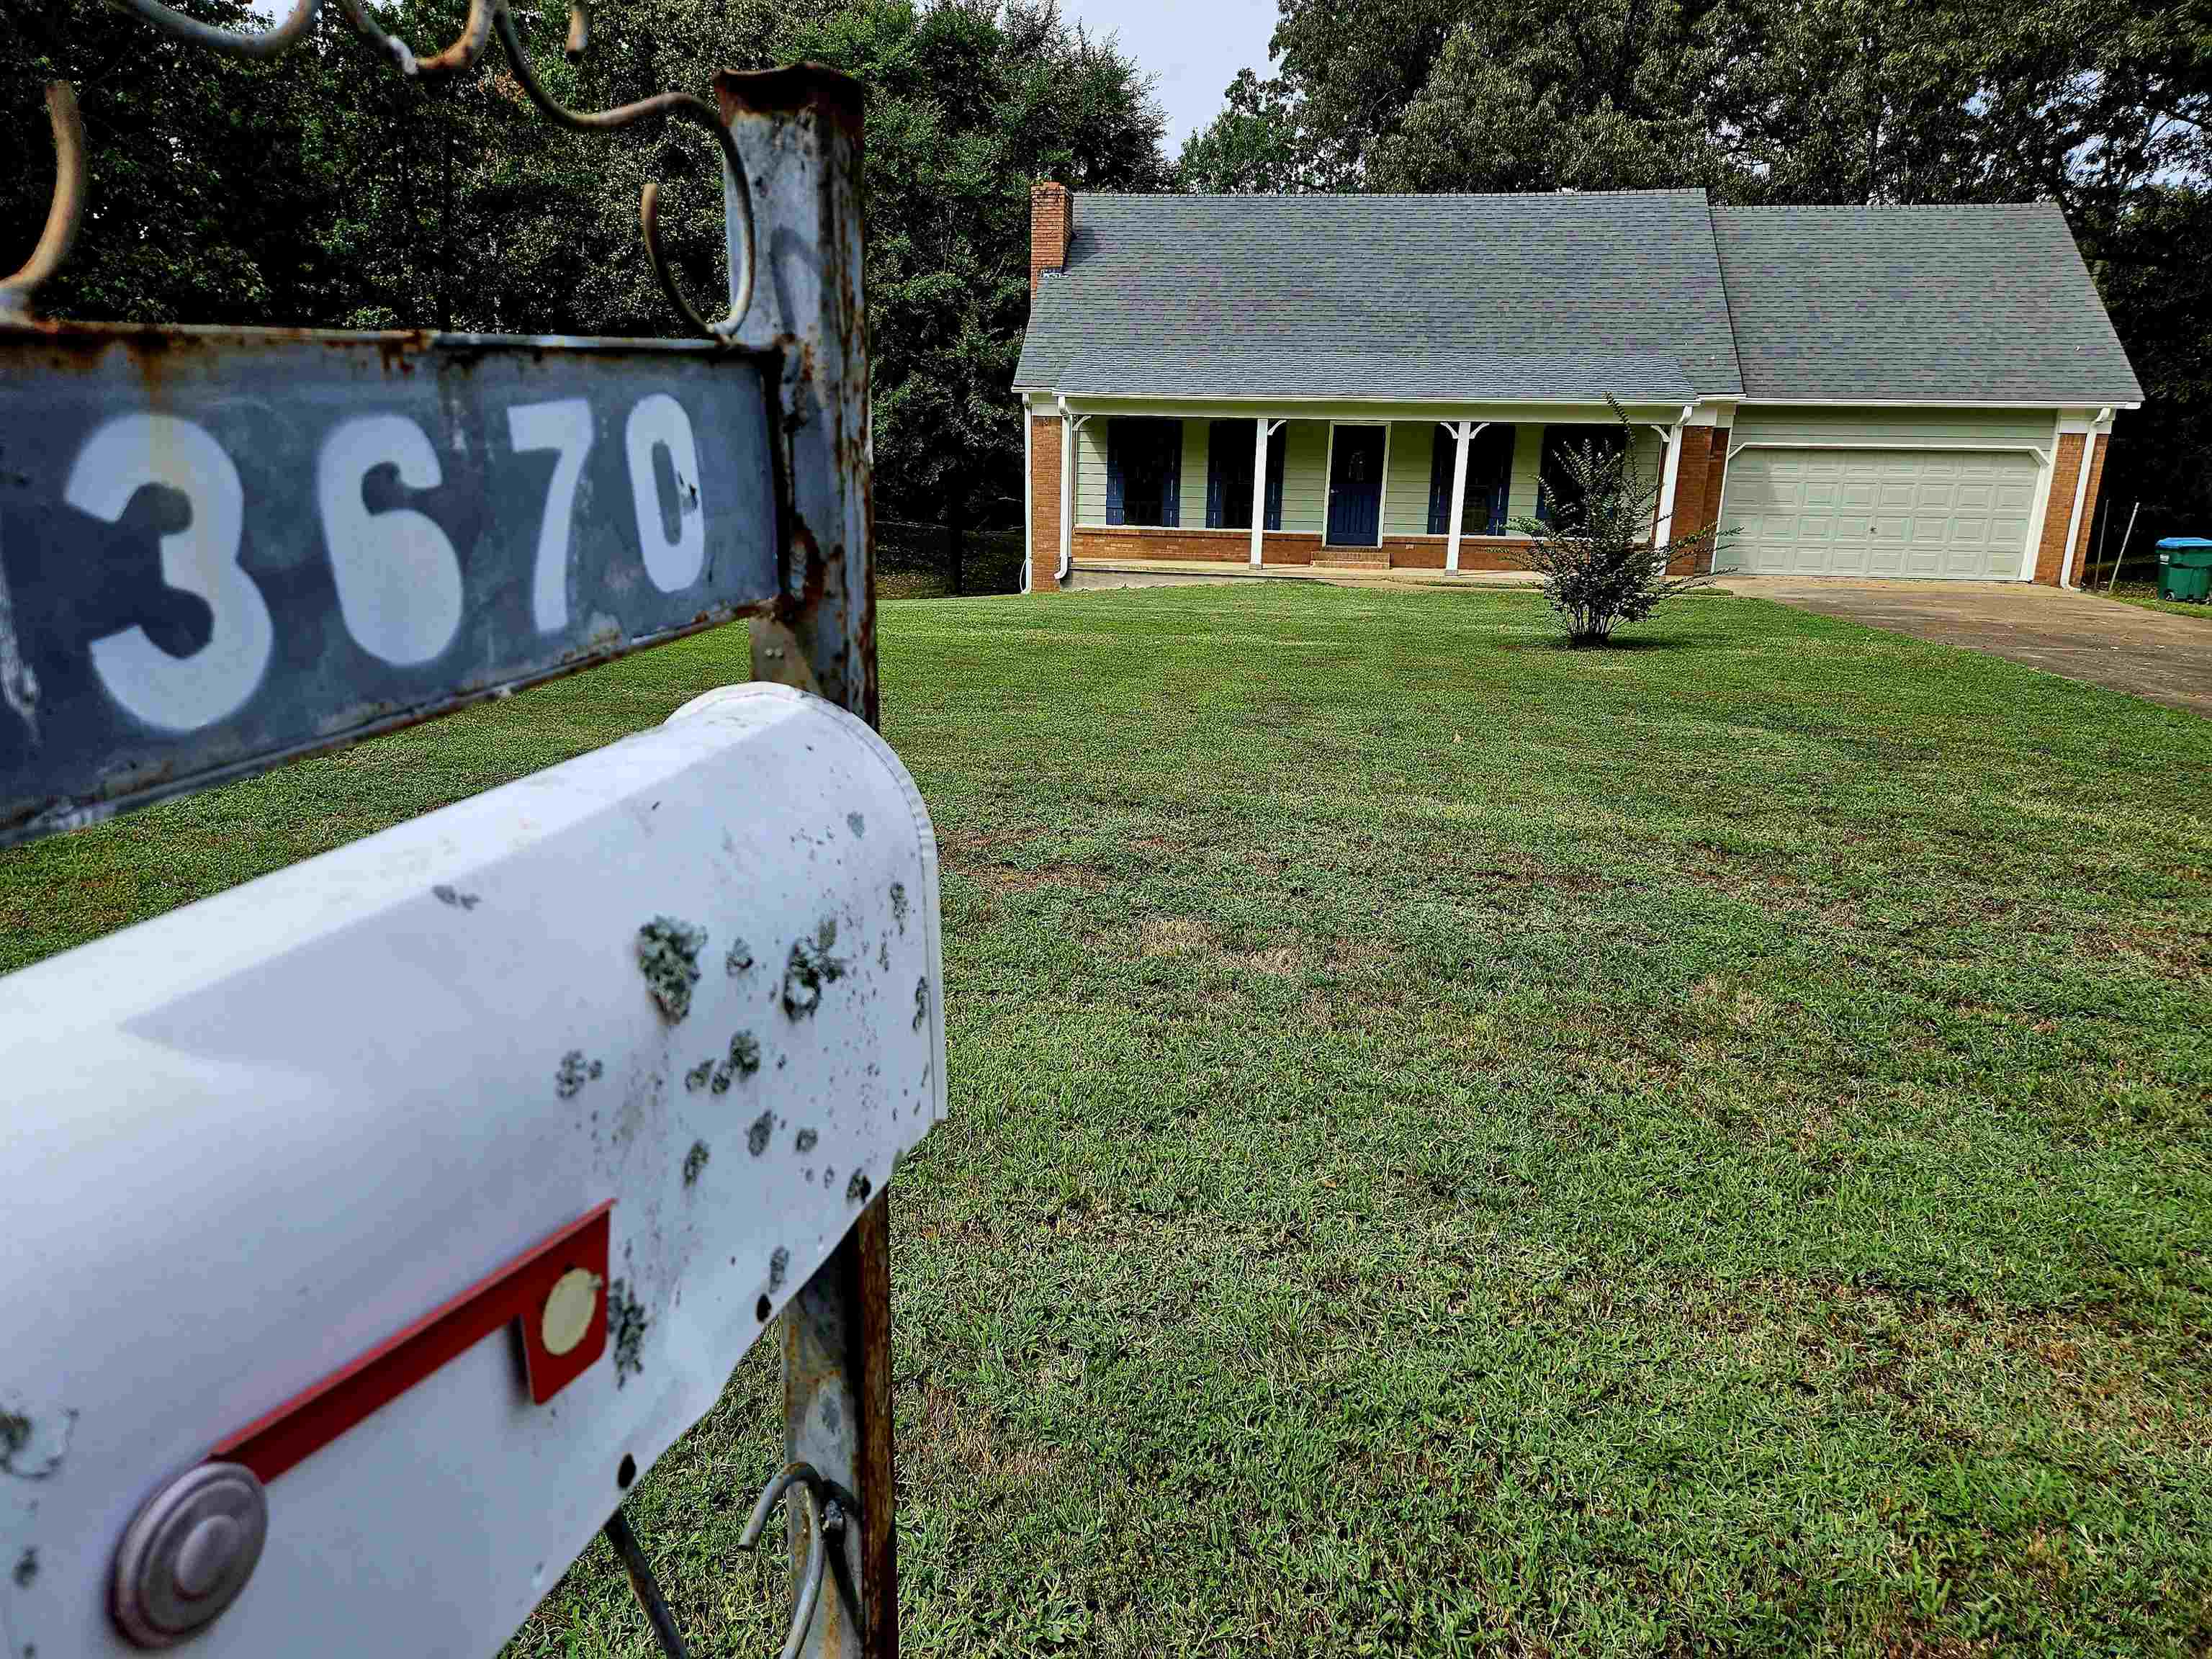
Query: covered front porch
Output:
[[1026, 397, 1723, 589]]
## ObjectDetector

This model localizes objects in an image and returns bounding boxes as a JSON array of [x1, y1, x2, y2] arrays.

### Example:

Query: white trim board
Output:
[[1736, 398, 2141, 411], [1727, 439, 2055, 464]]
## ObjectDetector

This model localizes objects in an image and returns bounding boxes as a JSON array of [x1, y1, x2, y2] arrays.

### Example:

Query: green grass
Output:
[[6, 585, 2210, 1655], [2099, 580, 2212, 624]]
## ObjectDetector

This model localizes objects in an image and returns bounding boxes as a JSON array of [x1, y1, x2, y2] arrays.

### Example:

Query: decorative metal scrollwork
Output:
[[0, 82, 84, 325], [597, 1462, 855, 1659], [1, 0, 753, 341]]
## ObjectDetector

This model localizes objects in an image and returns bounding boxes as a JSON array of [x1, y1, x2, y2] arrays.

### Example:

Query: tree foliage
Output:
[[0, 0, 1164, 541], [1179, 0, 2212, 547]]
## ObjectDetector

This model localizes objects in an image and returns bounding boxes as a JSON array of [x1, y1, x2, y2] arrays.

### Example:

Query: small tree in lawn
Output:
[[1507, 403, 1726, 647]]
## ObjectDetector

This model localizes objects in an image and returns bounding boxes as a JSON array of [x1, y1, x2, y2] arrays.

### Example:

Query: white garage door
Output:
[[1723, 448, 2040, 580]]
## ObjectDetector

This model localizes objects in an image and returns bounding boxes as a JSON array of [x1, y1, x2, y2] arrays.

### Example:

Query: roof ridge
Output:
[[1702, 197, 1748, 403]]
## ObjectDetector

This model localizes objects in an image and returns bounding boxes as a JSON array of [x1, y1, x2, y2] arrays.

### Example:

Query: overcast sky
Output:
[[1058, 0, 1277, 153]]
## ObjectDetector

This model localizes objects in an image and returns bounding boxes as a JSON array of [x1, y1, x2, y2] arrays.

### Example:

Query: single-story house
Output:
[[1012, 185, 2143, 592]]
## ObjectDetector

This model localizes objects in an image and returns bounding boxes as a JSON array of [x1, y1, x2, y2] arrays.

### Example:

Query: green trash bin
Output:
[[2155, 538, 2212, 603]]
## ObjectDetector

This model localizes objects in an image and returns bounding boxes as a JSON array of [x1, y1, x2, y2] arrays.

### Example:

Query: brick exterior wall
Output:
[[1697, 436, 1730, 575], [1070, 526, 1251, 562], [1030, 182, 1072, 296], [2034, 432, 2086, 586], [2067, 432, 2110, 587], [1661, 426, 1727, 577], [1030, 414, 1061, 591], [1364, 536, 1528, 572]]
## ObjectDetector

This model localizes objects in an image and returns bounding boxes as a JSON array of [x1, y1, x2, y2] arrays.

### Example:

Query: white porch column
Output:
[[1651, 411, 1689, 558], [1249, 418, 1285, 565], [1439, 421, 1485, 573], [1250, 418, 1267, 565]]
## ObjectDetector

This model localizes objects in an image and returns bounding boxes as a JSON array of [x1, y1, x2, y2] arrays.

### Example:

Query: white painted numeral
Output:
[[506, 398, 593, 632], [317, 415, 464, 665], [68, 414, 272, 732], [624, 393, 706, 592]]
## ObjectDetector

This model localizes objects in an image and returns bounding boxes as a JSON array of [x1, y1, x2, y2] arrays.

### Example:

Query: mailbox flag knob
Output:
[[112, 1462, 267, 1647]]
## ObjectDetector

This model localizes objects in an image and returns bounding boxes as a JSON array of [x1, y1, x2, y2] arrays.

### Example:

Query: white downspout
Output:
[[1056, 398, 1087, 585], [1020, 401, 1033, 594], [1249, 418, 1285, 566]]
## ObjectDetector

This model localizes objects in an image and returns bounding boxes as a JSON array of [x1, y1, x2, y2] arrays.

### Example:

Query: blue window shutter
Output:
[[1473, 425, 1513, 534], [1205, 426, 1225, 529], [1164, 421, 1182, 528], [1427, 427, 1453, 536], [1264, 429, 1284, 531], [1105, 421, 1124, 525]]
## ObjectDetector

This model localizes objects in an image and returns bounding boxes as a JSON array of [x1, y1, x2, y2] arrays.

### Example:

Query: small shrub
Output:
[[1508, 400, 1730, 646]]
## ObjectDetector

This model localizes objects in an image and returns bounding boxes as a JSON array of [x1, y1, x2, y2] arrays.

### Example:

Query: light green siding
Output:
[[1179, 420, 1210, 525], [1631, 426, 1663, 498], [1279, 421, 1329, 534], [1074, 419, 1108, 523], [1507, 424, 1545, 524], [1731, 406, 2054, 449], [1382, 422, 1437, 536]]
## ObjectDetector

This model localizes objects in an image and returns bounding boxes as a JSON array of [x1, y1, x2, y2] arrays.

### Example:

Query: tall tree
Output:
[[787, 0, 1166, 547], [1176, 68, 1312, 193]]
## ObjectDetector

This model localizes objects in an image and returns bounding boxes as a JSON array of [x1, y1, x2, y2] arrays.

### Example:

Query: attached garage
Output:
[[1723, 448, 2040, 579], [1715, 407, 2059, 583]]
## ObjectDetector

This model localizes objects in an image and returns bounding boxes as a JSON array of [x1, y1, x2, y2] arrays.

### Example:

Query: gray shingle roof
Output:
[[1012, 190, 1744, 402], [1709, 202, 2143, 405]]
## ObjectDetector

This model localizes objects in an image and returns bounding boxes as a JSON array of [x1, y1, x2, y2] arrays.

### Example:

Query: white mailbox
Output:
[[0, 683, 944, 1657]]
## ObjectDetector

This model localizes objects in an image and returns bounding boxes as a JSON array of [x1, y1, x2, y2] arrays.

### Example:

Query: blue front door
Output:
[[1326, 426, 1385, 546]]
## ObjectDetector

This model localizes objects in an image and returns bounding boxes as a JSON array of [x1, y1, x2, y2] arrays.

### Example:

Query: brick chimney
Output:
[[1030, 181, 1073, 297]]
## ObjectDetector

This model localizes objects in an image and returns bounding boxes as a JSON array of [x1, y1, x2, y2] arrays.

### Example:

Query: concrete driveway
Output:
[[1730, 578, 2212, 719]]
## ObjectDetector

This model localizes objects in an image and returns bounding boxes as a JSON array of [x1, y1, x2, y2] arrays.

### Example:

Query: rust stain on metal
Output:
[[714, 63, 866, 127]]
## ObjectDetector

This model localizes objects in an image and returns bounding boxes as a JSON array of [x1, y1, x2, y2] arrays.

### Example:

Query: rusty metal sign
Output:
[[0, 326, 783, 845]]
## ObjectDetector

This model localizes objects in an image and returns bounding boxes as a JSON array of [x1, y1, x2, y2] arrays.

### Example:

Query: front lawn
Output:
[[5, 585, 2208, 1655]]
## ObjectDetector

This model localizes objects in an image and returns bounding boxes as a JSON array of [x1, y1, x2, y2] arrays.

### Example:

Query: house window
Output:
[[1106, 418, 1182, 527], [1536, 425, 1627, 526], [1426, 425, 1516, 536], [1205, 421, 1285, 531]]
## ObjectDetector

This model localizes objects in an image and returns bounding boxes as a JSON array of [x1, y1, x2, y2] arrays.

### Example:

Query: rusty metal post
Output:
[[718, 67, 894, 1659]]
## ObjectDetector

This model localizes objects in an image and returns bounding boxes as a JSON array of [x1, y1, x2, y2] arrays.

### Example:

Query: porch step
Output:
[[1313, 552, 1388, 568]]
